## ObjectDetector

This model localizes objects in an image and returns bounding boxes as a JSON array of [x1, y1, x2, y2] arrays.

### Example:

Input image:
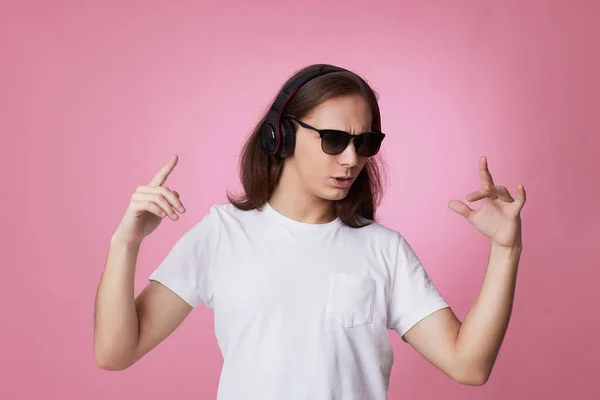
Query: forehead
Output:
[[305, 95, 373, 130]]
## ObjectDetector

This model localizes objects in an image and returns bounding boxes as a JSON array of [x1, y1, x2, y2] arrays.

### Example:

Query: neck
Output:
[[268, 166, 336, 225]]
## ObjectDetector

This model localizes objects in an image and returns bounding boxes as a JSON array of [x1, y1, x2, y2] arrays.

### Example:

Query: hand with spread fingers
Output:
[[448, 156, 526, 249]]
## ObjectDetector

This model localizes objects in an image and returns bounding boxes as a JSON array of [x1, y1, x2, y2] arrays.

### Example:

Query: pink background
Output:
[[2, 1, 599, 399]]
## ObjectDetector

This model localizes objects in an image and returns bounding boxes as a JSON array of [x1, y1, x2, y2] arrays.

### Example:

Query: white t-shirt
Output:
[[148, 202, 449, 400]]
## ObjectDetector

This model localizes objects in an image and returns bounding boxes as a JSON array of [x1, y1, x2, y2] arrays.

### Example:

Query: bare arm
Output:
[[94, 235, 192, 370], [94, 155, 191, 370], [453, 243, 521, 381], [403, 157, 526, 385], [403, 243, 522, 386]]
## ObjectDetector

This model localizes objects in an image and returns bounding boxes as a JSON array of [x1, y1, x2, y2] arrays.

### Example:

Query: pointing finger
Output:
[[149, 155, 178, 186], [515, 184, 527, 210]]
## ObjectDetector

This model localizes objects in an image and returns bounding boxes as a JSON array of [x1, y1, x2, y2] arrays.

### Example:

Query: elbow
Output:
[[94, 347, 133, 371], [456, 371, 490, 386], [96, 360, 128, 372], [95, 355, 129, 371], [450, 364, 491, 386]]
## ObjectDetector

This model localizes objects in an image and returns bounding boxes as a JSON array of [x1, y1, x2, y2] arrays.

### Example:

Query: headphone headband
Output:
[[260, 64, 381, 157]]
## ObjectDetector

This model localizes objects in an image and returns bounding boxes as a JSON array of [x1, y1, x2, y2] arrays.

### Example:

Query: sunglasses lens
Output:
[[321, 130, 385, 156], [321, 131, 350, 155], [356, 133, 384, 157]]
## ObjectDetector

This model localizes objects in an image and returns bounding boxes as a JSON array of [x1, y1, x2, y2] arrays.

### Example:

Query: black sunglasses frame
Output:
[[287, 116, 386, 157]]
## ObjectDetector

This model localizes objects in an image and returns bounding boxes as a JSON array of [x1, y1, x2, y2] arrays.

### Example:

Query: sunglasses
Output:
[[288, 116, 386, 157]]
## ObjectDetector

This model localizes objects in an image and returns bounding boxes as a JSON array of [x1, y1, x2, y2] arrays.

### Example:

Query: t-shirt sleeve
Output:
[[147, 206, 220, 309], [387, 234, 450, 340]]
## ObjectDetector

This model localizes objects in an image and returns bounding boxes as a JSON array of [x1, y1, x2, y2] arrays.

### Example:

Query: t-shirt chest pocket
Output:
[[325, 272, 376, 328]]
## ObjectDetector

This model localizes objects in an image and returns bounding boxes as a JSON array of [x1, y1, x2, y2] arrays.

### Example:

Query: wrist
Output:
[[490, 241, 522, 257], [110, 233, 142, 250]]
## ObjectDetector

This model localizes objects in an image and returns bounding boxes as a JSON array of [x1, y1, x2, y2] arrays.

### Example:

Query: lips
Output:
[[331, 176, 354, 188]]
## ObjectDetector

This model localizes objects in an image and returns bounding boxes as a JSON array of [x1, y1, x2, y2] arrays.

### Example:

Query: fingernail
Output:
[[179, 206, 185, 212]]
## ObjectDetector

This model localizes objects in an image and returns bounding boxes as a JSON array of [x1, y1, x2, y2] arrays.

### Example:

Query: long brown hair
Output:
[[227, 63, 387, 228]]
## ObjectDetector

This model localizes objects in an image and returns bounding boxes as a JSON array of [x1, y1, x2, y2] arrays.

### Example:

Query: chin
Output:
[[318, 187, 351, 201]]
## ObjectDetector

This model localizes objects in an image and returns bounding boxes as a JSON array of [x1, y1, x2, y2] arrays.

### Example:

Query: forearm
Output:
[[455, 242, 522, 381], [93, 235, 142, 370]]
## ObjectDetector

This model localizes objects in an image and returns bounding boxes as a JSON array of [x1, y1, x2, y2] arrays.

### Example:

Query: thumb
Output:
[[448, 199, 473, 219]]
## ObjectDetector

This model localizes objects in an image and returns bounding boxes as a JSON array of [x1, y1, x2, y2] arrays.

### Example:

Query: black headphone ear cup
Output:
[[278, 117, 296, 157], [260, 122, 277, 155]]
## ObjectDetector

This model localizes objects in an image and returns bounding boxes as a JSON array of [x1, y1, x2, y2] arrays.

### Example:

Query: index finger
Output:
[[149, 154, 178, 186], [479, 156, 495, 187]]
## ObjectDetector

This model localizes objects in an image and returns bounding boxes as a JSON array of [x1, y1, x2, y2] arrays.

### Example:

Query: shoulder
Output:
[[170, 203, 249, 251], [348, 218, 405, 245], [187, 202, 261, 232], [204, 202, 262, 223], [350, 218, 423, 261]]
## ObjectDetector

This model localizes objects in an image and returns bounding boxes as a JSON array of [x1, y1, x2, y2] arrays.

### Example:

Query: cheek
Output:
[[295, 137, 329, 177], [357, 158, 368, 171]]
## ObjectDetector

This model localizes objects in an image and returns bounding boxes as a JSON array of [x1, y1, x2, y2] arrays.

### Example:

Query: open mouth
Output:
[[331, 177, 353, 187]]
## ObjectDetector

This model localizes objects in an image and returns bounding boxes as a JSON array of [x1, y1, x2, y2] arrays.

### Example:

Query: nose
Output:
[[337, 139, 359, 167]]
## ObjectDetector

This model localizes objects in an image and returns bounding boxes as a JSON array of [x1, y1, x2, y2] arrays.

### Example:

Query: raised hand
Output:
[[113, 155, 186, 245], [448, 156, 526, 248]]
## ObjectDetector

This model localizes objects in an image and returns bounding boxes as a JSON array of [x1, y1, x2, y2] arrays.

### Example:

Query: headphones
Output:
[[259, 64, 381, 158]]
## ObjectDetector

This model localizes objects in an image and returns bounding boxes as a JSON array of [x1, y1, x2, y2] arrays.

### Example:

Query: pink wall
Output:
[[2, 1, 599, 399]]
